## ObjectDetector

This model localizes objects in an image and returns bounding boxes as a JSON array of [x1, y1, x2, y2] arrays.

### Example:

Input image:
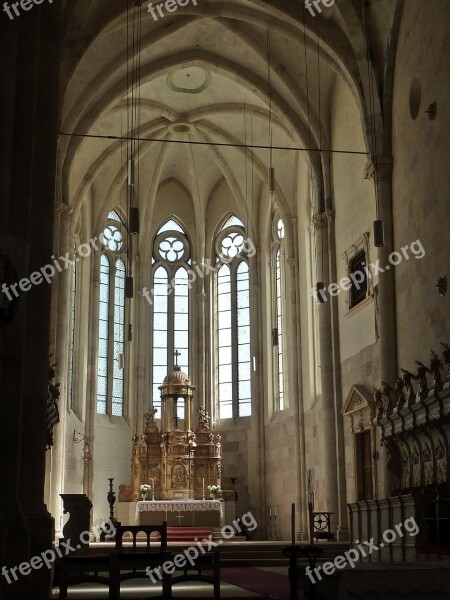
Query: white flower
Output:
[[140, 483, 152, 493], [207, 484, 220, 493]]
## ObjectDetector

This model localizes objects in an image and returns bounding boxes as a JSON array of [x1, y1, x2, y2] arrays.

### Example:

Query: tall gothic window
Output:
[[96, 211, 127, 416], [151, 219, 191, 415], [273, 216, 286, 411], [215, 216, 252, 419], [68, 239, 79, 412]]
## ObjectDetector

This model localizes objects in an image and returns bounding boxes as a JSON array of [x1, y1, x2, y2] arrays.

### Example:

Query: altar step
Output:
[[128, 527, 245, 544], [127, 527, 214, 543], [166, 527, 213, 542]]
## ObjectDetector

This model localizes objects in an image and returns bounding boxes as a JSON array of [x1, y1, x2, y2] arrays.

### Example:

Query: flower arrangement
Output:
[[207, 484, 220, 498], [140, 483, 152, 500]]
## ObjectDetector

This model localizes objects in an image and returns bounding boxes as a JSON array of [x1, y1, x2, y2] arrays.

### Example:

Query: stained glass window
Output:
[[273, 216, 286, 411], [97, 254, 110, 414], [151, 220, 191, 414], [97, 212, 127, 415], [68, 245, 78, 411], [215, 216, 252, 419]]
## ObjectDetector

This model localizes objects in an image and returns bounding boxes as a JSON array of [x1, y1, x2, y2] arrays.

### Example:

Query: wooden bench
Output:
[[110, 522, 172, 599], [59, 522, 171, 599]]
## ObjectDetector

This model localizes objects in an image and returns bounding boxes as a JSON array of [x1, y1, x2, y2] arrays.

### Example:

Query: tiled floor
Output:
[[52, 578, 263, 598]]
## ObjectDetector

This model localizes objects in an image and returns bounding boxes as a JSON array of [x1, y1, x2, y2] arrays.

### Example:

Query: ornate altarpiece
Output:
[[119, 366, 222, 501]]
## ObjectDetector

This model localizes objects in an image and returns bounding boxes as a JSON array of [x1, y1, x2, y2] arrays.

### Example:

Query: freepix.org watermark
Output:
[[1, 520, 116, 584], [2, 0, 55, 21], [146, 512, 257, 584], [140, 236, 256, 306], [311, 239, 426, 304], [305, 0, 335, 17], [148, 0, 197, 22], [305, 516, 419, 584], [1, 235, 104, 303]]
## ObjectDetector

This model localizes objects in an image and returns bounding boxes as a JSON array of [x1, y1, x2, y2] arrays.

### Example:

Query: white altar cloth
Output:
[[135, 499, 223, 522]]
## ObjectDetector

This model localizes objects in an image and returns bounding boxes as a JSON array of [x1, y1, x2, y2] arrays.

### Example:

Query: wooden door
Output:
[[356, 430, 373, 500]]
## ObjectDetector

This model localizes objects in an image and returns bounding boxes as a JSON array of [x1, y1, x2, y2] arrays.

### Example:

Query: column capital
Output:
[[364, 156, 393, 182], [312, 210, 334, 229], [286, 257, 297, 269], [55, 202, 73, 223]]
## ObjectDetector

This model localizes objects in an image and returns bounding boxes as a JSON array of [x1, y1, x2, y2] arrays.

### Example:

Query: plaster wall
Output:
[[92, 414, 132, 523], [392, 0, 450, 370]]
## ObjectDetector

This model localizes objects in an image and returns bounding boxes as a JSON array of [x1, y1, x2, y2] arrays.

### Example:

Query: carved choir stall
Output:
[[347, 341, 450, 560], [119, 365, 225, 526]]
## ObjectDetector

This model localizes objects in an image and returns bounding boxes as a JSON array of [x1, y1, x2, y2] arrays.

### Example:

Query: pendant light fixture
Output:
[[125, 0, 142, 298], [267, 31, 275, 202]]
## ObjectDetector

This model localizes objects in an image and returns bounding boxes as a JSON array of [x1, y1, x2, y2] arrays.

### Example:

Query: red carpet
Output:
[[219, 567, 304, 599]]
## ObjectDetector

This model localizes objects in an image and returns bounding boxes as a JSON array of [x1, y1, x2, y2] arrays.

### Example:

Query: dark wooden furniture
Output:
[[170, 548, 220, 598], [311, 511, 336, 542], [110, 522, 172, 599], [59, 550, 110, 600]]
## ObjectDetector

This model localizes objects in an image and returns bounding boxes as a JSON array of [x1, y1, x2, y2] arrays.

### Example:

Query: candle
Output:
[[202, 478, 205, 499], [291, 503, 295, 545], [274, 506, 277, 516], [269, 506, 272, 517]]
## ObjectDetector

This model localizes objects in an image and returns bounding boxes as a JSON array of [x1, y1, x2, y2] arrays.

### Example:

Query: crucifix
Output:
[[175, 512, 185, 525], [174, 349, 181, 368]]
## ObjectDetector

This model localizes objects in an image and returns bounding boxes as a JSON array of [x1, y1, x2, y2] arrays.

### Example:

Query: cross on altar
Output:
[[174, 349, 181, 367], [175, 512, 185, 525]]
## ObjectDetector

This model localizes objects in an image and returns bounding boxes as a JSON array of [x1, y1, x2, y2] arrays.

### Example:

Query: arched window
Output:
[[96, 212, 127, 415], [273, 216, 286, 411], [215, 217, 252, 419], [68, 239, 79, 413], [151, 219, 191, 414]]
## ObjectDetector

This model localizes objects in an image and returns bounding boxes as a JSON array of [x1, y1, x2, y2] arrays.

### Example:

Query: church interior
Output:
[[1, 0, 450, 598]]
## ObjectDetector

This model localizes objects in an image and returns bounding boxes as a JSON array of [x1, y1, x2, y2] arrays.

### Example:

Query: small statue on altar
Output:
[[197, 406, 210, 429], [144, 408, 158, 431]]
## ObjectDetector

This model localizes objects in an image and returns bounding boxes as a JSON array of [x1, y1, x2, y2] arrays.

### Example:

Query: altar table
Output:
[[135, 500, 223, 527]]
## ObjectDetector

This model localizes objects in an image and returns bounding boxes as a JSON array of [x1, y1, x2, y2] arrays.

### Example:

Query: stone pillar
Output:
[[49, 205, 73, 535], [312, 213, 339, 519], [287, 247, 309, 541], [325, 211, 349, 540], [0, 5, 62, 599], [369, 158, 397, 497]]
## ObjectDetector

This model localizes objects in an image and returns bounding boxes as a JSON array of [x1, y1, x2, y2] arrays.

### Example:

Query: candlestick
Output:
[[202, 478, 205, 500], [151, 477, 155, 501], [291, 503, 295, 545]]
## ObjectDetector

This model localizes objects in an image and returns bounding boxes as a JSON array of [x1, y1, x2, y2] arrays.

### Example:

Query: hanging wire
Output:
[[244, 103, 249, 231], [267, 30, 274, 171], [316, 10, 325, 285], [302, 4, 320, 292], [364, 2, 380, 218]]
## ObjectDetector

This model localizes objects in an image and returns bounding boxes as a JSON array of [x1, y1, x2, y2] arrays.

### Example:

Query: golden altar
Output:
[[119, 365, 223, 505]]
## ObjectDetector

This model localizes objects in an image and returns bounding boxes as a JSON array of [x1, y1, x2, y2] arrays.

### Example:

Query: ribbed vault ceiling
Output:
[[59, 0, 396, 229]]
